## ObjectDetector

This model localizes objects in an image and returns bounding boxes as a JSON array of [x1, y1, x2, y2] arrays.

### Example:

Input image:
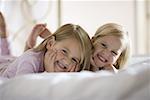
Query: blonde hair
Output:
[[92, 23, 131, 69], [34, 23, 92, 71]]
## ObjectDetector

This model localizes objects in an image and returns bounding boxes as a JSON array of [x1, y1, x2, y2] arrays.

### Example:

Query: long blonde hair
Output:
[[92, 23, 131, 69], [34, 23, 92, 71]]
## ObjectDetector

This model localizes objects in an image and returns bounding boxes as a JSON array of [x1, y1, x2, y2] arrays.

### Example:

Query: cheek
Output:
[[57, 51, 64, 58], [56, 51, 65, 59], [93, 47, 100, 55], [111, 56, 119, 64], [94, 45, 103, 52]]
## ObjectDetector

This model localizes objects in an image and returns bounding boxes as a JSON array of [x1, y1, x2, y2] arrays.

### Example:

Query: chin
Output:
[[95, 62, 104, 67]]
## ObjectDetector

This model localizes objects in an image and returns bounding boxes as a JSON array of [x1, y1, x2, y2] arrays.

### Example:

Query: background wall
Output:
[[0, 0, 149, 56], [0, 0, 59, 56]]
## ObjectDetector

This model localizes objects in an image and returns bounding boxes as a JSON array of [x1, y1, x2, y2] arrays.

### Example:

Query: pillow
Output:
[[0, 63, 149, 100], [128, 55, 150, 66]]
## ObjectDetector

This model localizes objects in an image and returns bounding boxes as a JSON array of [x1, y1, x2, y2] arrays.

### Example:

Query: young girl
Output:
[[90, 23, 131, 73], [0, 12, 92, 78], [27, 23, 131, 73]]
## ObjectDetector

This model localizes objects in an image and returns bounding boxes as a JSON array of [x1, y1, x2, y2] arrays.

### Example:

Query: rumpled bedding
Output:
[[0, 56, 149, 100]]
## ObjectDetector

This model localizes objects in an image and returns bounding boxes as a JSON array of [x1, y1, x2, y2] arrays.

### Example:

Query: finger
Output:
[[91, 66, 99, 71], [103, 64, 114, 71], [75, 65, 80, 72], [48, 49, 57, 71], [69, 65, 76, 72]]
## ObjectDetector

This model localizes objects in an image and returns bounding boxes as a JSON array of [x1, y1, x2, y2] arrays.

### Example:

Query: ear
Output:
[[46, 36, 56, 50]]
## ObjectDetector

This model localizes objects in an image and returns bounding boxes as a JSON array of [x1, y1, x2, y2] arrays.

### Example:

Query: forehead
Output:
[[56, 38, 82, 59], [96, 35, 125, 51]]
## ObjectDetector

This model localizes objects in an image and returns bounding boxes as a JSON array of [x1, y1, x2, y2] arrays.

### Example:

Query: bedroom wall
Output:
[[0, 0, 149, 56], [0, 0, 59, 56], [60, 0, 136, 54], [60, 0, 150, 55]]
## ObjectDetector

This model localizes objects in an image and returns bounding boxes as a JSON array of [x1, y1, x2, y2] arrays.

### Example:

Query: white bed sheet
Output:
[[0, 56, 149, 100]]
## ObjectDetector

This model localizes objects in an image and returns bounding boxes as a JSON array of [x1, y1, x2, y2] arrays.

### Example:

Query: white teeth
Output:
[[97, 55, 106, 62], [55, 61, 63, 72], [100, 56, 105, 62], [57, 61, 63, 68], [57, 61, 66, 69]]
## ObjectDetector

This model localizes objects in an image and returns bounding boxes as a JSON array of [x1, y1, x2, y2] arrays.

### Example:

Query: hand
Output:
[[103, 64, 116, 73], [44, 49, 57, 72], [39, 28, 52, 39], [69, 64, 80, 72], [90, 64, 116, 73], [26, 24, 47, 49], [90, 66, 99, 72], [103, 64, 113, 70]]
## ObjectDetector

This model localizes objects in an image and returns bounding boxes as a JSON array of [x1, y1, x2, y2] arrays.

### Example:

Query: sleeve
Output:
[[15, 60, 36, 75], [4, 56, 39, 78]]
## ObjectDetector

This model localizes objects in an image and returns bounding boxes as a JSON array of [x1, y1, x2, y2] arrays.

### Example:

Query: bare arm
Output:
[[24, 24, 52, 51]]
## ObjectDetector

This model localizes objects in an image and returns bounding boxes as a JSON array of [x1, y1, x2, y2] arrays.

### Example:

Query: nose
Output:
[[102, 49, 111, 58]]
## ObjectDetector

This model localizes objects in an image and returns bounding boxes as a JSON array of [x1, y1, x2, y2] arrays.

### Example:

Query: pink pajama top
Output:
[[0, 38, 45, 78]]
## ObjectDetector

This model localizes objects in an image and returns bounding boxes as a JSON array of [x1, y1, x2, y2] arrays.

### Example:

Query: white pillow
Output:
[[0, 63, 149, 100], [128, 55, 150, 66]]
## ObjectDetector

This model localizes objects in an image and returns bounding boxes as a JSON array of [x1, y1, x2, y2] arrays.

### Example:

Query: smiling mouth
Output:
[[55, 61, 67, 72], [97, 54, 107, 63]]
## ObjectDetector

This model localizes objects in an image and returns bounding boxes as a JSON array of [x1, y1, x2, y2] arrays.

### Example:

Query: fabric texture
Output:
[[0, 58, 149, 100], [0, 49, 45, 78]]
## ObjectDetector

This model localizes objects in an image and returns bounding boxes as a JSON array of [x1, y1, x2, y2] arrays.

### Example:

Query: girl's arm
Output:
[[2, 51, 42, 78], [24, 24, 52, 51]]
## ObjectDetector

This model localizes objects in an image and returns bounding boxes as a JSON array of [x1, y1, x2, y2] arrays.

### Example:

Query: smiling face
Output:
[[44, 36, 81, 72], [91, 35, 125, 69]]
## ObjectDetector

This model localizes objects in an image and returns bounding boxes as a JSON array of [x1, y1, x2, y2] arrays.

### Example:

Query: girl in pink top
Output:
[[0, 12, 92, 78]]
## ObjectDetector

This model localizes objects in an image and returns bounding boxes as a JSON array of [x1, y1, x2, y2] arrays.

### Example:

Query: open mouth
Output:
[[91, 53, 108, 69], [97, 54, 107, 63], [54, 61, 67, 72]]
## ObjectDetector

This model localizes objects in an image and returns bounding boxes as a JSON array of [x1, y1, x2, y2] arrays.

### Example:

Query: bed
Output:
[[0, 55, 150, 100]]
